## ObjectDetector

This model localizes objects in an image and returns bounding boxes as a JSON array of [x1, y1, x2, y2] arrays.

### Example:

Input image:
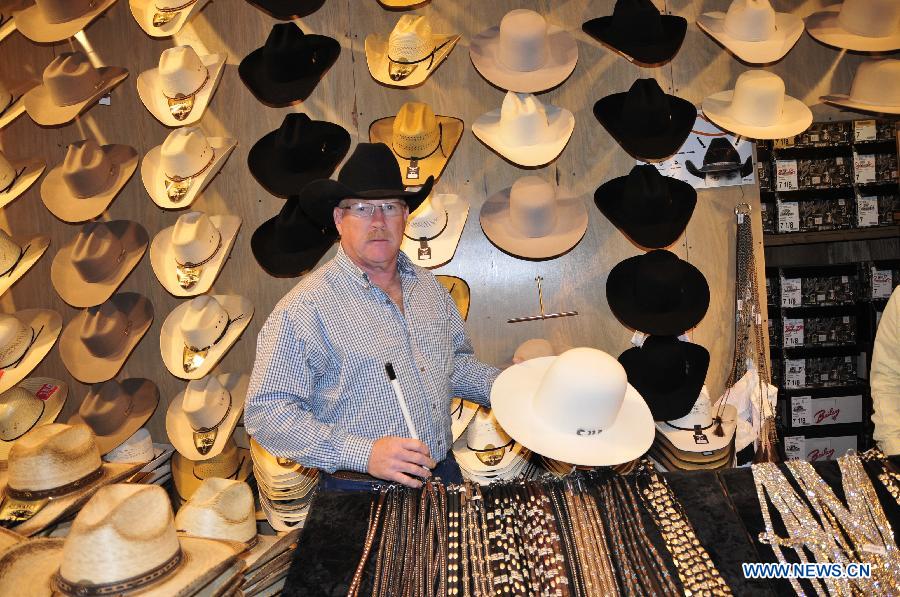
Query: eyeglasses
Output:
[[340, 202, 406, 219]]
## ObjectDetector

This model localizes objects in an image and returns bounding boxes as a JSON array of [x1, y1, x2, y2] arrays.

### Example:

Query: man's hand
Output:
[[368, 437, 436, 488]]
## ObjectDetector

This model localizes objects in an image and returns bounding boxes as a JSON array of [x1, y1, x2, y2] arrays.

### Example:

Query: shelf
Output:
[[765, 226, 900, 247]]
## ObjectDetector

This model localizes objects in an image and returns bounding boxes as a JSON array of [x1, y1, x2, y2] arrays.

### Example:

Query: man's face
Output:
[[334, 199, 409, 270]]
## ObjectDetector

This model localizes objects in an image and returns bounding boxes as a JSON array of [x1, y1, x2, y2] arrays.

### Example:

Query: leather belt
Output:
[[329, 471, 378, 482]]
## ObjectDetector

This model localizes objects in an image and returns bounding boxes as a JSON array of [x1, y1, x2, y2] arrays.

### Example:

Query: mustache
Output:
[[367, 230, 393, 240]]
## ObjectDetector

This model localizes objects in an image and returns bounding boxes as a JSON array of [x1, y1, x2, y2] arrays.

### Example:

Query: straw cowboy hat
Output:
[[138, 45, 226, 127], [480, 175, 587, 260], [12, 0, 117, 43], [685, 137, 753, 180], [51, 220, 148, 307], [59, 292, 153, 384], [0, 151, 45, 210], [492, 348, 655, 466], [698, 0, 804, 65], [470, 9, 577, 93], [141, 126, 237, 210], [0, 77, 38, 131], [244, 0, 324, 20], [166, 372, 248, 460], [436, 275, 469, 320], [452, 408, 526, 476], [0, 378, 67, 462], [473, 92, 574, 167], [702, 70, 812, 139], [251, 197, 337, 278], [656, 388, 738, 455], [103, 426, 154, 464], [450, 398, 478, 442], [0, 309, 61, 395], [172, 438, 252, 502], [68, 378, 159, 455], [821, 59, 900, 115], [160, 294, 254, 380], [400, 192, 468, 268], [806, 0, 900, 52], [23, 52, 128, 127], [150, 211, 241, 296], [0, 229, 49, 298], [369, 102, 463, 186], [365, 15, 459, 88], [0, 483, 243, 594], [130, 0, 211, 37], [0, 424, 142, 536], [583, 0, 687, 66]]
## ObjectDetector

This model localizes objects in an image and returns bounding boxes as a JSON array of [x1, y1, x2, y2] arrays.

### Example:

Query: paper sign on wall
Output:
[[781, 278, 802, 307], [777, 200, 800, 233], [776, 159, 799, 191], [857, 195, 879, 227]]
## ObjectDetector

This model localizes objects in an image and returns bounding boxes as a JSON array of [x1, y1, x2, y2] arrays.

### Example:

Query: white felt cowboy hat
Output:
[[702, 70, 812, 139], [130, 0, 211, 38], [0, 377, 67, 462], [12, 0, 117, 43], [806, 0, 900, 52], [0, 229, 49, 298], [400, 193, 468, 268], [655, 387, 738, 454], [166, 372, 248, 460], [365, 15, 459, 87], [821, 59, 900, 115], [0, 151, 44, 210], [470, 9, 577, 93], [138, 45, 226, 127], [697, 0, 804, 64], [0, 77, 38, 131], [0, 309, 61, 395]]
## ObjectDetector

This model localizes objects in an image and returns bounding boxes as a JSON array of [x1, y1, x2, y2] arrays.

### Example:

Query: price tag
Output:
[[872, 268, 893, 299], [781, 278, 802, 307], [854, 119, 877, 142], [857, 195, 879, 227], [776, 159, 799, 191], [790, 396, 811, 427], [783, 318, 805, 347], [777, 200, 800, 233], [785, 359, 806, 389], [853, 151, 876, 184], [774, 136, 796, 149], [784, 436, 806, 460]]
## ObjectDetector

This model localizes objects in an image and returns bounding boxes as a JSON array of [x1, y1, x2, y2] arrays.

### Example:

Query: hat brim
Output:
[[150, 215, 241, 296], [365, 33, 459, 88], [23, 67, 128, 127], [400, 194, 468, 268], [242, 529, 299, 574], [606, 254, 710, 335], [172, 448, 252, 502], [137, 52, 226, 127], [0, 16, 16, 44], [377, 0, 431, 8], [656, 404, 737, 453], [697, 12, 803, 64], [480, 185, 587, 260], [618, 340, 710, 421], [247, 120, 351, 198], [129, 0, 210, 37], [0, 80, 38, 131], [0, 378, 68, 461], [369, 115, 463, 185], [0, 309, 62, 395], [12, 0, 116, 43], [51, 220, 148, 307], [685, 158, 743, 176], [160, 295, 254, 380], [820, 94, 900, 115], [0, 232, 50, 298], [450, 398, 478, 441], [58, 293, 153, 384], [244, 0, 325, 19], [702, 90, 812, 140], [593, 92, 696, 160], [806, 9, 900, 52], [141, 136, 237, 209], [491, 356, 655, 466], [238, 35, 341, 107], [166, 372, 248, 461], [470, 24, 577, 93], [0, 159, 45, 210], [436, 275, 470, 321], [472, 105, 574, 167], [251, 212, 336, 278], [582, 15, 687, 65], [649, 440, 734, 471], [69, 378, 159, 455]]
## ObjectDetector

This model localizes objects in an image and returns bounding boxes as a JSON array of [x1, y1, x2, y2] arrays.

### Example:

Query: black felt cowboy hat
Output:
[[606, 249, 710, 335], [298, 142, 433, 231], [248, 112, 350, 198], [618, 335, 710, 421], [593, 78, 696, 160], [239, 23, 340, 107], [243, 0, 325, 20], [686, 137, 754, 179], [594, 164, 696, 249], [252, 197, 337, 278], [583, 0, 687, 65]]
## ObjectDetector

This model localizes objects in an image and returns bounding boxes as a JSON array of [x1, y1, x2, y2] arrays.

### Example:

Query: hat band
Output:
[[466, 438, 512, 466], [403, 210, 448, 242], [387, 36, 455, 82], [182, 311, 246, 373], [174, 231, 222, 290], [0, 324, 41, 370], [53, 548, 185, 597], [55, 79, 106, 108], [163, 67, 209, 122], [5, 464, 102, 501], [0, 167, 25, 195], [662, 418, 720, 446], [0, 244, 27, 278], [164, 147, 216, 203], [393, 122, 444, 162]]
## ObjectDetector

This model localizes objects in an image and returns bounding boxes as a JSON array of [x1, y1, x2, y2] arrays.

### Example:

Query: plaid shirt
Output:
[[245, 246, 500, 473]]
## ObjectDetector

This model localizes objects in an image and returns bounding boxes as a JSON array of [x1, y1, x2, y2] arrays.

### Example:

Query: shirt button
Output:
[[420, 366, 425, 372]]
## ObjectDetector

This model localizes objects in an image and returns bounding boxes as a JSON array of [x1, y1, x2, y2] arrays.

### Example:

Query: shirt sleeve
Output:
[[245, 301, 374, 473], [445, 290, 501, 408], [872, 287, 900, 456]]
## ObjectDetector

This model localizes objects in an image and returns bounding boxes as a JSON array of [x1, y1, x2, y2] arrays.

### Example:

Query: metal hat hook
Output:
[[507, 276, 579, 324]]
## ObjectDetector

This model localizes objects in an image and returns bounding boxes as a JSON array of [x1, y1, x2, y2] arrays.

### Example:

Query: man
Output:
[[245, 143, 500, 489], [872, 285, 900, 455]]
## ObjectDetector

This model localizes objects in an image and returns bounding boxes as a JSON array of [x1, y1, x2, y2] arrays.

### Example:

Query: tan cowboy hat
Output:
[[160, 294, 254, 380], [436, 275, 470, 320], [450, 398, 478, 442], [130, 0, 211, 38], [0, 11, 16, 44], [166, 372, 248, 460], [0, 527, 23, 556], [369, 102, 463, 186], [0, 378, 67, 461], [0, 424, 142, 536], [0, 483, 243, 595], [138, 45, 226, 127], [0, 229, 50, 298], [12, 0, 117, 43], [400, 193, 468, 268], [0, 309, 62, 395], [40, 140, 138, 223], [172, 438, 252, 502], [698, 0, 804, 65], [59, 292, 154, 384], [150, 211, 241, 297], [51, 220, 148, 308], [821, 59, 900, 115], [806, 0, 900, 52], [68, 378, 159, 455], [141, 126, 237, 210], [365, 15, 459, 87], [452, 408, 526, 475], [480, 175, 587, 260], [0, 151, 45, 210], [0, 77, 39, 131], [23, 51, 128, 127]]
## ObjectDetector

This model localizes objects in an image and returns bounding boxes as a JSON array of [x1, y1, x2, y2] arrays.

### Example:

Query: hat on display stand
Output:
[[252, 198, 337, 278], [68, 379, 158, 456], [104, 428, 176, 486], [436, 275, 470, 321], [250, 438, 318, 533], [0, 229, 49, 298], [0, 378, 67, 462], [0, 77, 38, 131], [23, 52, 128, 127], [806, 0, 900, 52], [130, 0, 211, 37], [452, 408, 530, 484], [0, 310, 62, 394], [51, 220, 148, 308], [470, 9, 577, 93], [150, 211, 241, 296], [166, 373, 248, 460], [138, 45, 226, 127], [821, 59, 900, 115], [400, 192, 469, 268], [583, 0, 687, 66], [244, 0, 324, 20], [173, 436, 252, 503], [698, 0, 803, 64], [0, 151, 44, 210], [652, 387, 737, 469], [12, 0, 116, 43], [365, 15, 459, 87], [685, 137, 753, 180]]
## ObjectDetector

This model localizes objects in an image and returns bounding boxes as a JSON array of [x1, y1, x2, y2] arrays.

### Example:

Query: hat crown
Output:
[[702, 137, 742, 167], [621, 79, 674, 136], [610, 0, 664, 42], [175, 478, 256, 543], [667, 390, 712, 427], [499, 92, 549, 146], [392, 102, 440, 159], [0, 229, 21, 274], [633, 250, 684, 313], [388, 15, 434, 62], [8, 423, 101, 492], [0, 387, 43, 442], [513, 338, 555, 363], [466, 409, 512, 450], [723, 0, 777, 42], [79, 300, 129, 358], [182, 375, 230, 430], [193, 438, 241, 479], [405, 193, 446, 239], [71, 222, 125, 283], [509, 176, 558, 238], [0, 151, 15, 189], [161, 127, 214, 179], [498, 9, 549, 72], [172, 211, 221, 266], [728, 69, 785, 127], [848, 59, 900, 107], [79, 380, 132, 436], [273, 198, 326, 252], [43, 52, 102, 107], [621, 165, 673, 222], [34, 0, 97, 25], [61, 140, 116, 198], [640, 337, 691, 392], [532, 348, 628, 436], [104, 427, 154, 463], [0, 314, 30, 369], [180, 295, 228, 350], [60, 484, 181, 587], [837, 0, 899, 38], [336, 142, 405, 194], [263, 24, 313, 82], [158, 46, 208, 98]]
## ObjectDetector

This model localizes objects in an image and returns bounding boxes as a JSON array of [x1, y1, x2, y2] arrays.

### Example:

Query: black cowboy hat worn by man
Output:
[[245, 143, 500, 490]]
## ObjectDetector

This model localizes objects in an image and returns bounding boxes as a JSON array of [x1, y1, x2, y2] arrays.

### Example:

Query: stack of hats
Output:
[[104, 427, 176, 486], [452, 408, 533, 484], [651, 388, 738, 471], [250, 438, 319, 532]]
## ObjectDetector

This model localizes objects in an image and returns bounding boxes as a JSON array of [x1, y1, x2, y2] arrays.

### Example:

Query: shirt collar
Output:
[[334, 244, 417, 288]]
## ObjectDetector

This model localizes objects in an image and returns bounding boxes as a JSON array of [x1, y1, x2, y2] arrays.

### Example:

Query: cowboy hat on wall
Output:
[[806, 0, 900, 52], [698, 0, 804, 65], [245, 0, 324, 20], [166, 372, 248, 460], [400, 192, 468, 268], [68, 378, 159, 455], [583, 0, 687, 66], [0, 229, 50, 298], [0, 151, 44, 210], [138, 45, 226, 127], [821, 59, 900, 115], [130, 0, 210, 37], [0, 377, 67, 462], [366, 15, 459, 88], [0, 77, 39, 131], [13, 0, 117, 43], [251, 197, 338, 278], [0, 309, 62, 394]]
